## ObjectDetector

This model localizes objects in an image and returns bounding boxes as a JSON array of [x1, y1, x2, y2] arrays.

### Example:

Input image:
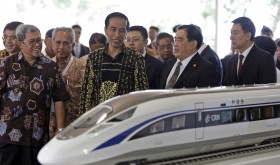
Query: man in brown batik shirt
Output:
[[49, 27, 84, 138]]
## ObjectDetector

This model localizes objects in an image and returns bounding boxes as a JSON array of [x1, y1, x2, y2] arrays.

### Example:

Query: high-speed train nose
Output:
[[38, 146, 53, 164]]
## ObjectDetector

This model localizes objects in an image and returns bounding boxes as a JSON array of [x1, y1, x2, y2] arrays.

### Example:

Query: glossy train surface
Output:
[[38, 84, 280, 165]]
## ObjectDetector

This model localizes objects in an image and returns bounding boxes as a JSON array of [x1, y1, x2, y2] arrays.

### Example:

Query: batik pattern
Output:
[[49, 56, 83, 137], [0, 52, 70, 147], [79, 44, 148, 113]]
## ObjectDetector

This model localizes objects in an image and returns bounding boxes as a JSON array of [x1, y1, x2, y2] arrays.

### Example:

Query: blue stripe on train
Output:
[[92, 101, 280, 151]]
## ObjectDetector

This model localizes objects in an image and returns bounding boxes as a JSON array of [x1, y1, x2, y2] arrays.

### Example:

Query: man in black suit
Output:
[[223, 17, 276, 86], [72, 24, 90, 58], [195, 25, 223, 85], [126, 25, 163, 89], [158, 24, 218, 89]]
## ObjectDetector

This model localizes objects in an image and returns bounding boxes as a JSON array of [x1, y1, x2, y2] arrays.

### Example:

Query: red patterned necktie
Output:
[[238, 54, 244, 76]]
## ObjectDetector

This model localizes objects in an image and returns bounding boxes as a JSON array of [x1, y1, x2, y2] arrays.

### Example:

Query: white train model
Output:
[[38, 84, 280, 165]]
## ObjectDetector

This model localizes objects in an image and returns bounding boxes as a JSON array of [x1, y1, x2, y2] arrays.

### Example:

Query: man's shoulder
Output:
[[201, 45, 219, 58], [124, 47, 143, 59], [250, 44, 273, 59], [145, 53, 163, 65], [88, 49, 103, 59]]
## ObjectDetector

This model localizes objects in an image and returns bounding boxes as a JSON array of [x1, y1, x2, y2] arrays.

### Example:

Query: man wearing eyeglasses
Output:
[[49, 27, 84, 138], [156, 32, 175, 62], [0, 24, 70, 165], [0, 21, 23, 58], [126, 25, 163, 89]]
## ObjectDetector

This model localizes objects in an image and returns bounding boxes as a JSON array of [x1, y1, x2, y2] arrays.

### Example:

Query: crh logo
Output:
[[205, 114, 220, 124]]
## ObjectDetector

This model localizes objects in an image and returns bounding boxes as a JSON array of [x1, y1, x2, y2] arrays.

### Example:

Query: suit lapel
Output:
[[237, 46, 255, 79], [228, 54, 238, 82], [144, 53, 151, 71], [162, 58, 176, 88], [175, 53, 200, 87]]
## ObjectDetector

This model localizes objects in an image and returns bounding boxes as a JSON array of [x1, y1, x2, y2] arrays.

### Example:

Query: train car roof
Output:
[[96, 84, 280, 116]]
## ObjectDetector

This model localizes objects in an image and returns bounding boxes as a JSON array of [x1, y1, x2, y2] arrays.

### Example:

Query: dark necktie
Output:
[[166, 61, 182, 89], [237, 54, 244, 76]]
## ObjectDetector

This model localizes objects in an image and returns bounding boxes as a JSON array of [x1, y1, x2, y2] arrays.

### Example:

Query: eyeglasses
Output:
[[2, 36, 17, 41], [158, 44, 173, 51], [22, 39, 43, 46], [126, 38, 140, 43]]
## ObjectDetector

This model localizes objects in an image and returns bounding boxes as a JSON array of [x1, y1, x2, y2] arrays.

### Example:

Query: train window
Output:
[[235, 109, 246, 122], [109, 107, 136, 122], [72, 105, 112, 128], [249, 107, 261, 121], [262, 106, 274, 119], [171, 115, 186, 129], [221, 110, 232, 123], [273, 105, 280, 117], [150, 120, 165, 134]]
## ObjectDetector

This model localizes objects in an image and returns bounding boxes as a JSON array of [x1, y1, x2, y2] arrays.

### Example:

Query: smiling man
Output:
[[80, 12, 148, 112], [0, 24, 69, 165], [0, 21, 23, 58]]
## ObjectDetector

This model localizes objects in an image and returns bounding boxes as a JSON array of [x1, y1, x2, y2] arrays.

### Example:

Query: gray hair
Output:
[[16, 24, 41, 41], [52, 27, 75, 43]]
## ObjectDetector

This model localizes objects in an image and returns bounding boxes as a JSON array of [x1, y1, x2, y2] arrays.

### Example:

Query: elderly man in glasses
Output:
[[0, 24, 70, 165], [0, 21, 23, 58]]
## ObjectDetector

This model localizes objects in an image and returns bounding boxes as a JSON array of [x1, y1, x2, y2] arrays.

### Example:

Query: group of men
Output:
[[0, 11, 277, 165]]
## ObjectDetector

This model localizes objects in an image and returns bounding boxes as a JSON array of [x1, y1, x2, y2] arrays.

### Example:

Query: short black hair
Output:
[[261, 25, 273, 37], [149, 26, 159, 32], [254, 35, 276, 56], [89, 33, 107, 46], [172, 24, 181, 33], [105, 12, 130, 30], [3, 21, 23, 32], [156, 32, 174, 48], [72, 24, 82, 30], [276, 39, 280, 47], [232, 16, 255, 41], [128, 26, 148, 40], [45, 28, 54, 38], [177, 24, 203, 49]]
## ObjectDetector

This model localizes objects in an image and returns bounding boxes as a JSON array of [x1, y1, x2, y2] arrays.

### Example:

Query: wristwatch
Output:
[[58, 128, 64, 132]]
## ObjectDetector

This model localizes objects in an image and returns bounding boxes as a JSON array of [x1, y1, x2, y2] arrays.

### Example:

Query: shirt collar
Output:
[[197, 43, 207, 54], [103, 43, 126, 56], [239, 43, 254, 58], [178, 52, 197, 68], [52, 54, 72, 65], [18, 52, 44, 64], [142, 50, 146, 57]]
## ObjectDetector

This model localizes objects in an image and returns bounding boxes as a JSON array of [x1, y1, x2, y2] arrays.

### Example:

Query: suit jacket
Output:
[[158, 53, 218, 89], [72, 44, 90, 58], [221, 54, 234, 85], [200, 45, 223, 85], [223, 44, 276, 86], [145, 53, 163, 89]]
